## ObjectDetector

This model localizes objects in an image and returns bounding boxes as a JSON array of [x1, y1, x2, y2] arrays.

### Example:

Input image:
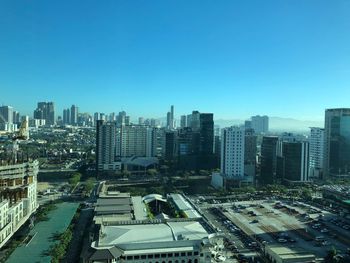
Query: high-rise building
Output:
[[324, 108, 350, 178], [251, 115, 269, 134], [279, 141, 309, 183], [34, 102, 55, 125], [221, 126, 245, 180], [70, 105, 79, 125], [0, 160, 38, 248], [0, 106, 14, 131], [163, 130, 177, 161], [117, 125, 157, 157], [63, 108, 70, 124], [244, 128, 257, 182], [170, 105, 174, 129], [199, 113, 214, 155], [180, 115, 187, 128], [190, 111, 200, 131], [309, 127, 324, 179], [260, 136, 278, 185], [138, 117, 144, 125], [96, 120, 119, 171]]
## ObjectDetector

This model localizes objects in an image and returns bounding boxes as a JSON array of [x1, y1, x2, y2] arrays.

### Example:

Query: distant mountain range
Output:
[[214, 117, 324, 133]]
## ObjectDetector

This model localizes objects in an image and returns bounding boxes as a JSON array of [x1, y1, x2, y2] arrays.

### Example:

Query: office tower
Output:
[[279, 141, 309, 183], [117, 125, 156, 157], [93, 112, 99, 124], [180, 115, 187, 128], [109, 112, 116, 122], [166, 111, 171, 129], [199, 113, 214, 155], [138, 117, 144, 125], [0, 160, 38, 248], [170, 105, 175, 129], [245, 120, 252, 130], [260, 136, 278, 185], [309, 127, 324, 179], [0, 105, 15, 131], [251, 115, 269, 134], [163, 130, 177, 160], [63, 108, 70, 124], [12, 111, 20, 124], [70, 105, 78, 125], [96, 120, 118, 171], [221, 126, 245, 179], [125, 116, 130, 125], [0, 106, 14, 124], [324, 108, 350, 177], [244, 128, 257, 181], [34, 102, 55, 125], [190, 111, 200, 131], [117, 111, 126, 126]]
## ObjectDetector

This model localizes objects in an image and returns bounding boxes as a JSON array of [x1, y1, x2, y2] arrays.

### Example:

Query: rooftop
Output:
[[98, 221, 209, 247]]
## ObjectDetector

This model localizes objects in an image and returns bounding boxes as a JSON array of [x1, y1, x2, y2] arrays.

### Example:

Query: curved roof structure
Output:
[[142, 194, 167, 204]]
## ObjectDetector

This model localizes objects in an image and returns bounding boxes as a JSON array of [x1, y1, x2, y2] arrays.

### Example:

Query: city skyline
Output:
[[1, 1, 350, 120]]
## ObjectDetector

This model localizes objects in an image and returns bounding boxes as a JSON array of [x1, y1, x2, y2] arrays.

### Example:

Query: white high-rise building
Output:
[[309, 127, 324, 179], [251, 115, 269, 134], [221, 126, 245, 179], [118, 125, 156, 157]]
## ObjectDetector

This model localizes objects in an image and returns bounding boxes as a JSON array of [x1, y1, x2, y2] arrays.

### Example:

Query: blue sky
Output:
[[1, 0, 350, 120]]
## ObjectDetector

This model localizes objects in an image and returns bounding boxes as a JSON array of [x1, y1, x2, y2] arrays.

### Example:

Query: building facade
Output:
[[96, 120, 119, 171], [324, 108, 350, 178], [221, 126, 245, 180], [309, 127, 324, 179], [0, 160, 38, 248], [260, 136, 278, 185], [251, 115, 269, 134], [280, 141, 309, 183]]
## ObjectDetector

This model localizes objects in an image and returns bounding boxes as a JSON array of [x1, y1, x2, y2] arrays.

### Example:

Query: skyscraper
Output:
[[251, 115, 269, 134], [96, 120, 118, 171], [0, 105, 14, 124], [63, 108, 70, 124], [280, 141, 309, 183], [34, 102, 55, 125], [244, 128, 257, 182], [309, 127, 324, 179], [260, 136, 278, 185], [221, 126, 245, 180], [199, 113, 214, 155], [324, 108, 350, 178], [70, 105, 79, 125], [180, 115, 187, 128], [166, 105, 175, 129]]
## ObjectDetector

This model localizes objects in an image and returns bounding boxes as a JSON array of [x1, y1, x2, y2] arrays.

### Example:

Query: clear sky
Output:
[[1, 0, 349, 120]]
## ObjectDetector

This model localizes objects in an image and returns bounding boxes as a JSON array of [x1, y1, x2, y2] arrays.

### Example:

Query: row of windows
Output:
[[123, 251, 200, 261]]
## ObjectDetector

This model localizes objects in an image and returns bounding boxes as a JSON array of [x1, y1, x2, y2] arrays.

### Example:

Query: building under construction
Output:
[[0, 160, 38, 248]]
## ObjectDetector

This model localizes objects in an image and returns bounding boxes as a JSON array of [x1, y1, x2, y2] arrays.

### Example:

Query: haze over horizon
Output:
[[1, 1, 350, 120]]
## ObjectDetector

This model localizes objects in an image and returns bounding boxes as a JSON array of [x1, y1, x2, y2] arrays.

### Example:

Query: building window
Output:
[[127, 256, 133, 260], [155, 254, 160, 258], [141, 255, 147, 259], [161, 254, 167, 258], [167, 253, 173, 257], [187, 252, 192, 256], [148, 255, 154, 259], [134, 255, 140, 260], [181, 253, 186, 257], [194, 252, 199, 256]]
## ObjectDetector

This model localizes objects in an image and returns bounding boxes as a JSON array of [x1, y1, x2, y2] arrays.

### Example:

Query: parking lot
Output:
[[193, 196, 350, 262]]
